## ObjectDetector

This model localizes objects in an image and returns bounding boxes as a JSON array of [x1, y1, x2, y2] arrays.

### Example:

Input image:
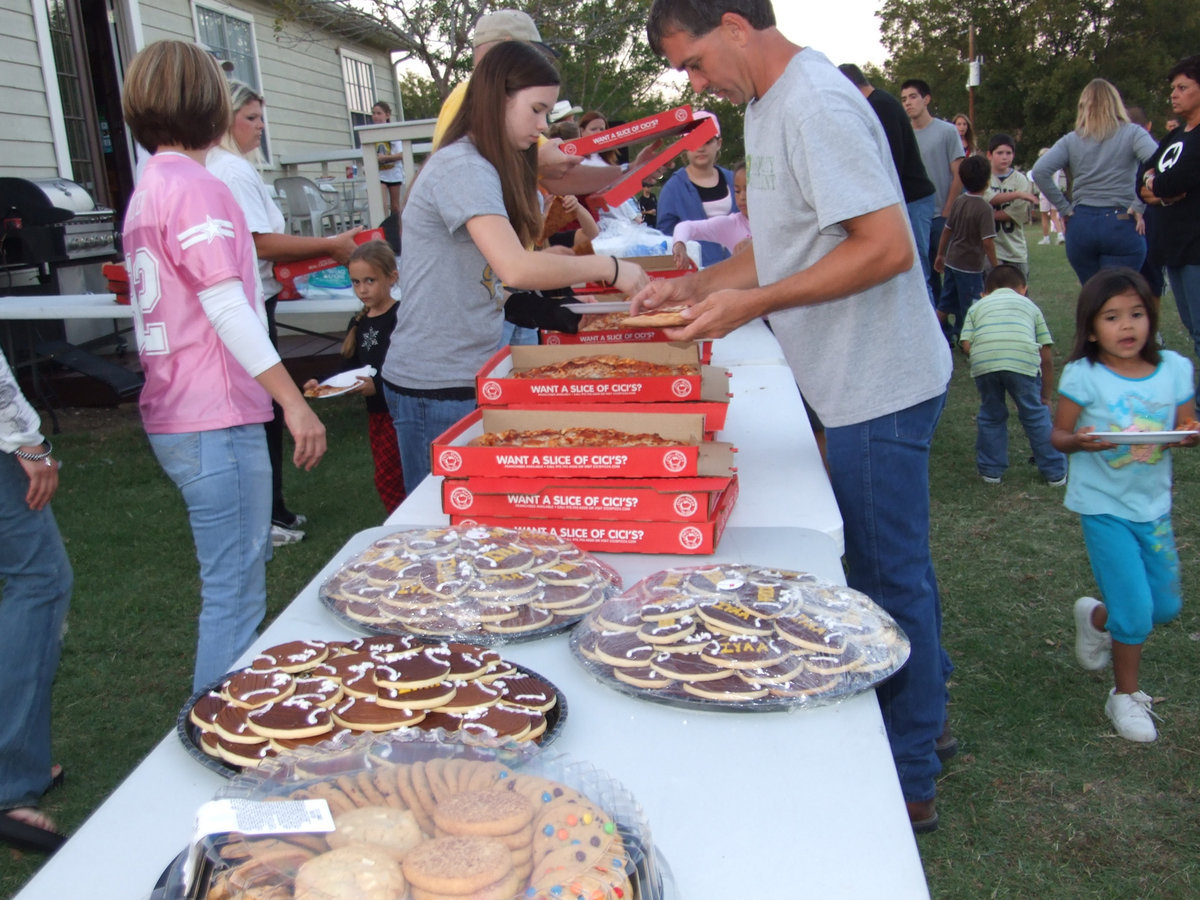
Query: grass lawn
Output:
[[4, 231, 1200, 897]]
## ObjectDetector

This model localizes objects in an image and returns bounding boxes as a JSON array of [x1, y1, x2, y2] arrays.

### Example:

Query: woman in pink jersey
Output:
[[121, 41, 326, 691]]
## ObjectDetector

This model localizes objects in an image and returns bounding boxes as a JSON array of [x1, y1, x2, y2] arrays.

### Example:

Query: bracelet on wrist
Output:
[[14, 440, 52, 461], [608, 256, 620, 287]]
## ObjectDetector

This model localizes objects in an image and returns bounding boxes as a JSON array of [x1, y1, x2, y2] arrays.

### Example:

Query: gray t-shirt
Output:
[[744, 49, 951, 428], [1030, 123, 1159, 216], [913, 117, 964, 212], [383, 138, 507, 390]]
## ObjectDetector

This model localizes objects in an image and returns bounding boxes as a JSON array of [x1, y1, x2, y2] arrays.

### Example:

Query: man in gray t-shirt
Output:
[[901, 79, 965, 306], [641, 0, 953, 832]]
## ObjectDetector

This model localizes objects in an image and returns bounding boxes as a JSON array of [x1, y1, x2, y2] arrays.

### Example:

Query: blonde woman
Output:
[[1031, 79, 1159, 284]]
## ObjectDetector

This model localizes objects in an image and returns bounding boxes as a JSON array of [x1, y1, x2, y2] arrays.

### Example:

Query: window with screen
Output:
[[195, 3, 270, 160], [341, 50, 376, 147]]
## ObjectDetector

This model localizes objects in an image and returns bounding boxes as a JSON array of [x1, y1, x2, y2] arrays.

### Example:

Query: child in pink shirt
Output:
[[121, 41, 326, 691]]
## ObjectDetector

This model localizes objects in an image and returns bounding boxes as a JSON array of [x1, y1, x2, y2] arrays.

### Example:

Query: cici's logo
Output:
[[480, 381, 502, 402], [543, 334, 562, 344], [671, 377, 693, 398], [438, 449, 463, 472], [675, 108, 689, 123], [679, 526, 704, 550], [662, 449, 688, 473], [673, 493, 699, 517], [448, 486, 473, 510]]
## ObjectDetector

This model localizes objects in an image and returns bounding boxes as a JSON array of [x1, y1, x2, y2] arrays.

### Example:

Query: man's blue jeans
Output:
[[384, 386, 476, 495], [1064, 205, 1146, 286], [974, 370, 1066, 481], [826, 391, 949, 804], [0, 453, 72, 811], [906, 194, 936, 302], [148, 425, 271, 691]]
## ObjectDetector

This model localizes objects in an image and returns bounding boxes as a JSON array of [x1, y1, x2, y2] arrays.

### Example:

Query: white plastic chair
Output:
[[273, 176, 341, 237]]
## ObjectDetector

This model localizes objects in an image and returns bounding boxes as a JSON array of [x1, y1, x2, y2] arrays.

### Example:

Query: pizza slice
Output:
[[539, 195, 577, 245]]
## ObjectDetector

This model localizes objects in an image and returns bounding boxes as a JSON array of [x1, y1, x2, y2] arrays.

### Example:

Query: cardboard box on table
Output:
[[475, 343, 729, 414], [449, 474, 739, 555], [430, 409, 735, 480]]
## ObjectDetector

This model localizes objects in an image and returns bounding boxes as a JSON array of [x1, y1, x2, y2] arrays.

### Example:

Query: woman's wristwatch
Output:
[[14, 440, 53, 462]]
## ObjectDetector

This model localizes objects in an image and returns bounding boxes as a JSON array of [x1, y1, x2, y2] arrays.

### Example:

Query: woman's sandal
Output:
[[0, 807, 66, 853]]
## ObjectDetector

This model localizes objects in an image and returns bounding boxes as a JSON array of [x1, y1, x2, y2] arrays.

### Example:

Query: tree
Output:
[[876, 0, 1200, 166]]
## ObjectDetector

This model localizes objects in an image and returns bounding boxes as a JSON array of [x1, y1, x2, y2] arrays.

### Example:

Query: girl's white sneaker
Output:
[[1105, 689, 1158, 742]]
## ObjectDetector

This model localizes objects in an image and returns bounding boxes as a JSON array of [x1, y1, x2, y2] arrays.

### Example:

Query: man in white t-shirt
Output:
[[637, 0, 953, 832], [901, 79, 965, 306]]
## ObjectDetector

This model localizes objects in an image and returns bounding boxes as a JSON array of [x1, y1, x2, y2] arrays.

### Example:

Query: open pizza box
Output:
[[556, 106, 720, 211], [441, 473, 735, 523], [475, 342, 729, 407], [430, 408, 736, 480], [449, 475, 739, 555], [575, 256, 696, 296]]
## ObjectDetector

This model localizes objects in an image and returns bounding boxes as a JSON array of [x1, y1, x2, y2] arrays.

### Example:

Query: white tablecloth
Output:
[[0, 294, 361, 321], [13, 320, 927, 899]]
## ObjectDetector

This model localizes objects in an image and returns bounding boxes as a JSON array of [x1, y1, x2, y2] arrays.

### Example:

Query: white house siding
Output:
[[1, 0, 396, 184], [0, 0, 58, 178]]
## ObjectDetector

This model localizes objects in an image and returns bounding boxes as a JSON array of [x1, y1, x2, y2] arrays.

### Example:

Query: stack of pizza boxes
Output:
[[431, 340, 737, 554]]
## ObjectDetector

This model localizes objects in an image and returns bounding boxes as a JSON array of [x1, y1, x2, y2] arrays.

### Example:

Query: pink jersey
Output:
[[123, 153, 272, 434]]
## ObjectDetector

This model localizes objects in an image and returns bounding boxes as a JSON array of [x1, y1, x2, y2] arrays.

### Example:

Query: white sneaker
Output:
[[1056, 233, 1066, 244], [1038, 236, 1051, 245], [270, 524, 305, 546], [1073, 596, 1111, 670], [1105, 689, 1158, 742]]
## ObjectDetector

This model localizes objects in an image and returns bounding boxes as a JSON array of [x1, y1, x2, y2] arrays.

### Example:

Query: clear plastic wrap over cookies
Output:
[[159, 731, 673, 900], [318, 525, 623, 644], [177, 636, 569, 777], [570, 564, 911, 711]]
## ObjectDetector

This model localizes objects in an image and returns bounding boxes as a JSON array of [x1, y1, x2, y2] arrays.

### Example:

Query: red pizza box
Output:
[[449, 476, 739, 555], [441, 474, 734, 522], [272, 228, 385, 300], [587, 116, 718, 210], [509, 400, 729, 438], [576, 256, 696, 295], [557, 105, 699, 159], [540, 328, 713, 363], [430, 408, 736, 480], [476, 343, 728, 407]]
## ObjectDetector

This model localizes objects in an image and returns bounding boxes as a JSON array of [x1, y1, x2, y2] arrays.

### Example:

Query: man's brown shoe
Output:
[[907, 798, 939, 834]]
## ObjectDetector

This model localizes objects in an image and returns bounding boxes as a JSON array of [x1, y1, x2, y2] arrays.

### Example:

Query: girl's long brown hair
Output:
[[1068, 268, 1160, 366], [441, 41, 559, 249]]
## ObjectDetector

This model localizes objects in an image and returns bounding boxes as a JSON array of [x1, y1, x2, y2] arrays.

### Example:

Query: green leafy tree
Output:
[[877, 0, 1200, 166]]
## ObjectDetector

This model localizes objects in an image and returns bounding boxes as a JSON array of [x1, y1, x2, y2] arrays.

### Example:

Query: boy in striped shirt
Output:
[[960, 265, 1068, 485]]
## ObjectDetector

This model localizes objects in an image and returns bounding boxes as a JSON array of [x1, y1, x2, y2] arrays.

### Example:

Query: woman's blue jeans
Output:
[[384, 386, 476, 495], [148, 425, 271, 691], [1065, 205, 1146, 286]]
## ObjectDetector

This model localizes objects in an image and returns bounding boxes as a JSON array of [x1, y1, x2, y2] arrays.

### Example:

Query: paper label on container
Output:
[[183, 799, 333, 890]]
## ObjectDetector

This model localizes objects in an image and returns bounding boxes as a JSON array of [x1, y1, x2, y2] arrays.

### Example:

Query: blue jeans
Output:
[[148, 426, 271, 691], [926, 215, 947, 306], [384, 386, 476, 495], [1081, 514, 1181, 645], [974, 370, 1066, 481], [0, 453, 72, 811], [502, 321, 539, 346], [938, 266, 983, 339], [1167, 265, 1200, 379], [825, 391, 949, 803], [1064, 205, 1146, 286], [906, 194, 936, 300]]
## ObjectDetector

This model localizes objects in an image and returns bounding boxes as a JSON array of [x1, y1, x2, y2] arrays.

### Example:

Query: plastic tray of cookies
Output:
[[155, 731, 674, 900], [318, 525, 623, 645], [176, 636, 568, 777], [571, 563, 911, 712]]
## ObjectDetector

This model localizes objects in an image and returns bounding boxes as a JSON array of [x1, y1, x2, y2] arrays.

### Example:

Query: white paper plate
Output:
[[1099, 431, 1197, 445], [564, 301, 633, 314], [308, 365, 375, 398]]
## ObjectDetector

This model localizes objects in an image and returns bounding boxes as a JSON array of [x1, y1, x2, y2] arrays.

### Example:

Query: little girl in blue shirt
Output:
[[1052, 268, 1199, 742]]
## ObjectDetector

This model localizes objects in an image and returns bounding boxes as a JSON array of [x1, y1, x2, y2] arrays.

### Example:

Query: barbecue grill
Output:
[[0, 176, 119, 275]]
